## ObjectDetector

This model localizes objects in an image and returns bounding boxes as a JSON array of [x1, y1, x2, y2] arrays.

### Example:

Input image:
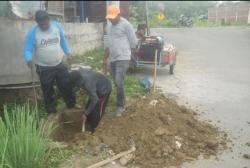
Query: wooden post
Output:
[[225, 6, 227, 23], [236, 5, 238, 22], [248, 3, 250, 24], [215, 7, 218, 24], [145, 1, 150, 36], [153, 50, 158, 93]]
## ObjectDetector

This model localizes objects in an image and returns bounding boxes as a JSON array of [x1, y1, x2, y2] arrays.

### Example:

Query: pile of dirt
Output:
[[50, 94, 228, 167]]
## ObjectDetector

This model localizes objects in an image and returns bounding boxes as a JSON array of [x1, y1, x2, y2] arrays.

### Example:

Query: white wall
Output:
[[0, 18, 103, 85]]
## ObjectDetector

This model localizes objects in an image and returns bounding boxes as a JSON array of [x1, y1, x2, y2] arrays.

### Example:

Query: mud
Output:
[[50, 94, 228, 168], [47, 108, 84, 142]]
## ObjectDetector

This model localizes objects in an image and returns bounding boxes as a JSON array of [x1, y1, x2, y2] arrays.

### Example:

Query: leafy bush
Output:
[[193, 18, 248, 27], [193, 19, 220, 27], [0, 103, 55, 168], [150, 18, 177, 28]]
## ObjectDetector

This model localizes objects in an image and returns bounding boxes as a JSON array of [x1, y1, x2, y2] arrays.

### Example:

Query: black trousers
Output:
[[36, 62, 76, 113], [85, 93, 110, 133]]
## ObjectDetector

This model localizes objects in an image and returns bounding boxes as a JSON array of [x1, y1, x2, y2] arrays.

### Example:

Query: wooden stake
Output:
[[82, 122, 85, 133], [86, 146, 136, 168], [82, 116, 86, 133], [153, 50, 158, 93]]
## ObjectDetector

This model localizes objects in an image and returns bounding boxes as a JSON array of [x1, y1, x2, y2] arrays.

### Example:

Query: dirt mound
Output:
[[49, 94, 228, 167], [88, 94, 227, 167]]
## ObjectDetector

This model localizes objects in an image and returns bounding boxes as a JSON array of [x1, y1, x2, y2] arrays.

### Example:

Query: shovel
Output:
[[30, 64, 39, 120], [82, 114, 86, 133]]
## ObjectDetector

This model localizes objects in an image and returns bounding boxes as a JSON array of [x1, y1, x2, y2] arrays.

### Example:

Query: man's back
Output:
[[78, 69, 112, 96]]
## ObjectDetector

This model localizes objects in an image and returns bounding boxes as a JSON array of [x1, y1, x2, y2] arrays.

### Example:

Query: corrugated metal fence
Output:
[[208, 4, 250, 24]]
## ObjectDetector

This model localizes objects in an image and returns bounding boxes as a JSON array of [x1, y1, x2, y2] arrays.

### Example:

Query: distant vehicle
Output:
[[198, 15, 208, 21], [177, 14, 193, 28]]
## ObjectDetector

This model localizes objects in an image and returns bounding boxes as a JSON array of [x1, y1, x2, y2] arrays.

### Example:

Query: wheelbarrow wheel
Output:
[[170, 64, 174, 75]]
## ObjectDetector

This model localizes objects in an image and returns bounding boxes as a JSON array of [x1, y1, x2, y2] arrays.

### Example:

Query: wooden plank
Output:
[[86, 146, 136, 168]]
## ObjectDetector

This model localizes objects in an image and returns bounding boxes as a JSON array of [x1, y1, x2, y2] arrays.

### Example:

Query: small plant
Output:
[[0, 103, 55, 168]]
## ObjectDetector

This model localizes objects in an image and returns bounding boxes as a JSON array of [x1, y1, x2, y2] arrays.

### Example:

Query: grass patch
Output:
[[193, 19, 249, 27], [0, 103, 55, 168], [72, 48, 105, 71], [47, 144, 81, 168]]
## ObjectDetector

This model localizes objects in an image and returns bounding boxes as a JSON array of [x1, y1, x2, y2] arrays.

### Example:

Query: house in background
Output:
[[2, 1, 130, 23], [63, 1, 129, 23]]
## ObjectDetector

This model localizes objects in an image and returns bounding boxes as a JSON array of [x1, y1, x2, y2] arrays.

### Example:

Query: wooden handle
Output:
[[82, 123, 85, 132], [153, 50, 158, 93], [86, 146, 136, 168], [82, 117, 86, 132]]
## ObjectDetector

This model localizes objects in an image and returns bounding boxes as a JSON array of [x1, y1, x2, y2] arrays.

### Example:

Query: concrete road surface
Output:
[[136, 27, 250, 168]]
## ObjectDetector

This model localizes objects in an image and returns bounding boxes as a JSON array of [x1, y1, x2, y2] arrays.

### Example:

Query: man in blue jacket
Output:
[[23, 10, 75, 114]]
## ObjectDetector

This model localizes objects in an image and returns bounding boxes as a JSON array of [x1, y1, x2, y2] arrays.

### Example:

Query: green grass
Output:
[[150, 18, 178, 28], [72, 48, 105, 71], [47, 145, 81, 168], [148, 16, 249, 28], [0, 103, 55, 168], [193, 19, 249, 27]]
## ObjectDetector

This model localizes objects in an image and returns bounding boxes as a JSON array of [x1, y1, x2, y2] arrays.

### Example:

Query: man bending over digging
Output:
[[69, 68, 112, 133]]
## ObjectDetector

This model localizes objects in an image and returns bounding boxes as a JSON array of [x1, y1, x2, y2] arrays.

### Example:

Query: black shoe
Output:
[[85, 124, 95, 134]]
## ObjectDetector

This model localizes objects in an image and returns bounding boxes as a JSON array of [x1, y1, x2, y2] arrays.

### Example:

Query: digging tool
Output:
[[86, 146, 136, 168], [30, 64, 39, 119], [145, 1, 150, 36], [82, 115, 86, 133], [153, 49, 158, 93]]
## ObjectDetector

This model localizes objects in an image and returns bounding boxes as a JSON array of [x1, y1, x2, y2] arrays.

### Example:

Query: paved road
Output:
[[136, 27, 250, 168]]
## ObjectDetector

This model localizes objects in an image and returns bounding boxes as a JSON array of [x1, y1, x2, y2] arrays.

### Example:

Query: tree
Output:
[[129, 1, 218, 27], [129, 1, 147, 26]]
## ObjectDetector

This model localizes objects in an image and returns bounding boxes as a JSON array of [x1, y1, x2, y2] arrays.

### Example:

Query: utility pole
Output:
[[145, 1, 150, 36], [248, 3, 250, 24], [80, 1, 84, 23]]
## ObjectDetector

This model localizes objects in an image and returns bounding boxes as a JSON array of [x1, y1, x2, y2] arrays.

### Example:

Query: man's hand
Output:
[[66, 53, 73, 65], [131, 48, 137, 56], [27, 60, 34, 69], [131, 48, 137, 61]]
